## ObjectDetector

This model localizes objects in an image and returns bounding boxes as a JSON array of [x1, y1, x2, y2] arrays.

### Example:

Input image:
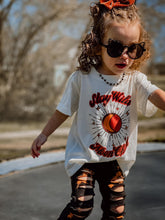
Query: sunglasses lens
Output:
[[107, 40, 123, 58], [128, 44, 144, 59], [104, 40, 145, 59]]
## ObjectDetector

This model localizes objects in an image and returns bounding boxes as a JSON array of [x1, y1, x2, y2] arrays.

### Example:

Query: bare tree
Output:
[[138, 0, 165, 62], [0, 0, 89, 120], [1, 0, 163, 120]]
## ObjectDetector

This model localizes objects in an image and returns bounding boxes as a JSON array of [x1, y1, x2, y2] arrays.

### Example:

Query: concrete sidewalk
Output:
[[0, 151, 165, 220], [0, 128, 70, 139], [0, 142, 165, 175]]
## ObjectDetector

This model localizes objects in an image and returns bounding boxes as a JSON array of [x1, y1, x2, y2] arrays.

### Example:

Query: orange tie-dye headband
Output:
[[100, 0, 135, 10]]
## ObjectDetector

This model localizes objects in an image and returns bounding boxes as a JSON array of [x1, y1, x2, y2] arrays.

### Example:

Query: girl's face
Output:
[[98, 21, 140, 75]]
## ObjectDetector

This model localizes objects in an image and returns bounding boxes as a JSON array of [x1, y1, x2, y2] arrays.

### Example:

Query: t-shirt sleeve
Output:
[[135, 72, 159, 117], [56, 71, 80, 116]]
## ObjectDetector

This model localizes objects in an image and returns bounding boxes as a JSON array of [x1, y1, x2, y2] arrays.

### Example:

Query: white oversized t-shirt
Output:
[[57, 67, 158, 177]]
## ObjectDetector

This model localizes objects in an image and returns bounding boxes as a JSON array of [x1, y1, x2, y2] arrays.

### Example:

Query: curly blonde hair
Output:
[[77, 2, 151, 73]]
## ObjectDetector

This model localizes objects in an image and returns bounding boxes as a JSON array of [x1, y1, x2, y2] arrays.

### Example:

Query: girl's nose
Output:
[[120, 48, 129, 59]]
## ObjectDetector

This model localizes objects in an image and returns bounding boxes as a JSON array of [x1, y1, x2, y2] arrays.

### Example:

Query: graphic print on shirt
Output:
[[89, 91, 131, 158]]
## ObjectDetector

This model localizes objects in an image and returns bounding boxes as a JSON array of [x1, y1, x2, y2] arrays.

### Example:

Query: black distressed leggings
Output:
[[57, 160, 125, 220]]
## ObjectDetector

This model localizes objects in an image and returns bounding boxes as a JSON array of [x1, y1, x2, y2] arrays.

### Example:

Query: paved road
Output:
[[0, 152, 165, 220]]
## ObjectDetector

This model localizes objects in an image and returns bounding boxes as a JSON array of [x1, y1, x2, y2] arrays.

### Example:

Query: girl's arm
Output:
[[31, 110, 69, 158], [148, 89, 165, 111], [42, 110, 69, 137]]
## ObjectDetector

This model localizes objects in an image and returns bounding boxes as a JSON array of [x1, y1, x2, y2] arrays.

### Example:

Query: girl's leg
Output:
[[97, 161, 125, 220], [57, 164, 96, 220]]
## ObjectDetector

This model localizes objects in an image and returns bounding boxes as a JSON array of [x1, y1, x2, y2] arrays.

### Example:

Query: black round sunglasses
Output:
[[100, 39, 146, 60]]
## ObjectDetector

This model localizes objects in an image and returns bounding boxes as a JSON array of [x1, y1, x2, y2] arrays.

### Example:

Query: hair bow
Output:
[[100, 0, 135, 10]]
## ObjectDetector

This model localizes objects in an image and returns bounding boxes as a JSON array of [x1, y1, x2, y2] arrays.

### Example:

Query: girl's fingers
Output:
[[31, 135, 45, 159], [31, 148, 37, 158], [31, 151, 36, 158], [37, 146, 41, 151], [31, 142, 40, 158]]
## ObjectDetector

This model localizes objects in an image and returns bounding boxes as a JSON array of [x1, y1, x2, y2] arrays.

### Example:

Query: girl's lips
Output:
[[116, 64, 127, 69]]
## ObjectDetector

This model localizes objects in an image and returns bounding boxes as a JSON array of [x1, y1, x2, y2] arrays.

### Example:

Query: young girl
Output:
[[31, 0, 165, 219]]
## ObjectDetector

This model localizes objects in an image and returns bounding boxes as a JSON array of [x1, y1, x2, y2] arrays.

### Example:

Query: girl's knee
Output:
[[67, 168, 95, 219], [114, 205, 125, 214], [69, 194, 94, 219], [104, 174, 125, 219]]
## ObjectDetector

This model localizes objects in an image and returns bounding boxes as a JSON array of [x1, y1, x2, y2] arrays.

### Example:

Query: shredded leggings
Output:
[[57, 160, 125, 220]]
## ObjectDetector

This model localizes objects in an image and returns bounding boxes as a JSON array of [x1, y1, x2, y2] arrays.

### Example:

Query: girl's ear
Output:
[[96, 50, 101, 56], [95, 45, 102, 56]]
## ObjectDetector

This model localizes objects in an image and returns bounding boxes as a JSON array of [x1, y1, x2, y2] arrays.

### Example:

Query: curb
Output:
[[0, 143, 165, 176], [0, 151, 65, 176], [137, 142, 165, 153]]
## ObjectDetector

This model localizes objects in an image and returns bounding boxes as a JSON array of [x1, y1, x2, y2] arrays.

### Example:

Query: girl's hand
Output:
[[31, 133, 47, 158]]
